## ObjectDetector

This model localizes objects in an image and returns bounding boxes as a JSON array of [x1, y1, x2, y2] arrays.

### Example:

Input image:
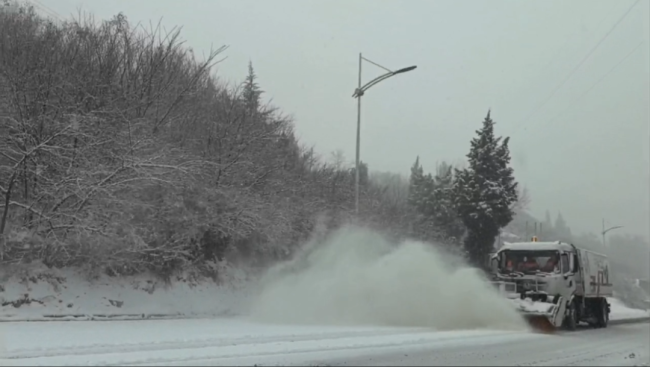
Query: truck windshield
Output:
[[499, 250, 561, 274]]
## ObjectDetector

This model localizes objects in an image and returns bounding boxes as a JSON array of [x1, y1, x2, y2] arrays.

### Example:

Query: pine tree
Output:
[[242, 61, 263, 113], [431, 162, 465, 243], [453, 110, 518, 267], [407, 157, 437, 241], [408, 156, 425, 210], [544, 210, 552, 230]]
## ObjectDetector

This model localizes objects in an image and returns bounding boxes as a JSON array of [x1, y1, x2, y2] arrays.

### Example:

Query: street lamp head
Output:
[[393, 65, 417, 74], [602, 225, 624, 235]]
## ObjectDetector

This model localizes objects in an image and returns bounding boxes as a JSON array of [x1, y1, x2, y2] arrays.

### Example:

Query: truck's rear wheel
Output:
[[563, 300, 577, 331], [596, 299, 609, 328]]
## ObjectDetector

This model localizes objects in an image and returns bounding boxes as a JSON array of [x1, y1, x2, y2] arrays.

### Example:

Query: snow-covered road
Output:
[[1, 318, 648, 366], [320, 323, 650, 366]]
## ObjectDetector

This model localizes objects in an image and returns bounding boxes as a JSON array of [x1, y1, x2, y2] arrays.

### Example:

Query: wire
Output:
[[361, 56, 393, 73], [492, 2, 621, 113], [27, 0, 63, 23], [510, 0, 642, 136], [542, 91, 648, 160], [517, 40, 644, 141]]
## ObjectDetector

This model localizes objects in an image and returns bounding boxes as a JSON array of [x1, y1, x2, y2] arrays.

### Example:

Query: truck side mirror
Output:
[[568, 254, 575, 273]]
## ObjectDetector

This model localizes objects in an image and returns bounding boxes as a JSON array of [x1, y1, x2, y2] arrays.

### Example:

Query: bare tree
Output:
[[330, 149, 347, 170]]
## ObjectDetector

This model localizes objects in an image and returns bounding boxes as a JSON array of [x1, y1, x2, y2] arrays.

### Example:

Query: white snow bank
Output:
[[249, 226, 529, 331], [0, 261, 254, 320], [608, 297, 650, 320]]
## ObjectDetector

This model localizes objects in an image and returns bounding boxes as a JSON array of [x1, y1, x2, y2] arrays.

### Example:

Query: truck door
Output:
[[561, 253, 575, 292]]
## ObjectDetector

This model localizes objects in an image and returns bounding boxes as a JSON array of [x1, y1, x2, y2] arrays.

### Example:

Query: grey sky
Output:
[[38, 0, 649, 239]]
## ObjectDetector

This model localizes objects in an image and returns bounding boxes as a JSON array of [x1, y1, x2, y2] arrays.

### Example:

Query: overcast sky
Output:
[[38, 0, 650, 239]]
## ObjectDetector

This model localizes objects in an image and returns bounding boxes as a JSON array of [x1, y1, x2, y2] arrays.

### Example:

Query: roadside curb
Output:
[[2, 314, 648, 324], [0, 313, 183, 322], [0, 312, 231, 323], [0, 306, 243, 323]]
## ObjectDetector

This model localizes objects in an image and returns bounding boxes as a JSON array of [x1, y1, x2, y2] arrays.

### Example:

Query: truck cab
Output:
[[491, 241, 577, 302]]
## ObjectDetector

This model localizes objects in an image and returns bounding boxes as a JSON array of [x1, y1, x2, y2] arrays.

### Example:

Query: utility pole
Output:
[[525, 221, 529, 239]]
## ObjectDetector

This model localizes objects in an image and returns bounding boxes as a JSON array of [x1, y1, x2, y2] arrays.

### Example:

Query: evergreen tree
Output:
[[431, 162, 465, 243], [408, 156, 425, 210], [453, 110, 518, 267], [242, 61, 263, 113], [407, 156, 437, 240], [544, 210, 553, 230]]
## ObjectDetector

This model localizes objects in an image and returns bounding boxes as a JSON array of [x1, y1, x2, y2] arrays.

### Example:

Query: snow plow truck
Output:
[[490, 238, 612, 333]]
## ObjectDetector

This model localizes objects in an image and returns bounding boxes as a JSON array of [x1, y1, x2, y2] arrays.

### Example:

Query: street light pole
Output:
[[601, 218, 623, 248], [355, 53, 362, 217], [352, 54, 417, 215]]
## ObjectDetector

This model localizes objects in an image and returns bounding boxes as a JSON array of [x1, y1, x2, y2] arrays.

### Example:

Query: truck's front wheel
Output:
[[563, 300, 577, 331]]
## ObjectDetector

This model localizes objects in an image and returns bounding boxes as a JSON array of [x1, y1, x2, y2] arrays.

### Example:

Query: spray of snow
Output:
[[248, 226, 529, 331]]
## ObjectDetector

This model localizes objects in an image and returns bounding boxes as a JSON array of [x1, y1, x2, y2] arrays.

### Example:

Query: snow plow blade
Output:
[[524, 314, 556, 334], [491, 282, 565, 334], [513, 297, 567, 334]]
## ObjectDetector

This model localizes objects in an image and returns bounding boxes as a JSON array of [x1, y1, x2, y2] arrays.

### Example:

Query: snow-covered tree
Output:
[[453, 110, 518, 267], [430, 162, 465, 244], [407, 157, 465, 245], [408, 156, 426, 211], [405, 157, 437, 241]]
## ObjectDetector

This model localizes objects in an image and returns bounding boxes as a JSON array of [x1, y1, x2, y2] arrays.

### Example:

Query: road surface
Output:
[[0, 318, 648, 366], [316, 323, 650, 366]]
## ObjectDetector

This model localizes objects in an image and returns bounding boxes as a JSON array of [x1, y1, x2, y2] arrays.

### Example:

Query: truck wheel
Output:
[[597, 299, 609, 328], [563, 300, 577, 331]]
